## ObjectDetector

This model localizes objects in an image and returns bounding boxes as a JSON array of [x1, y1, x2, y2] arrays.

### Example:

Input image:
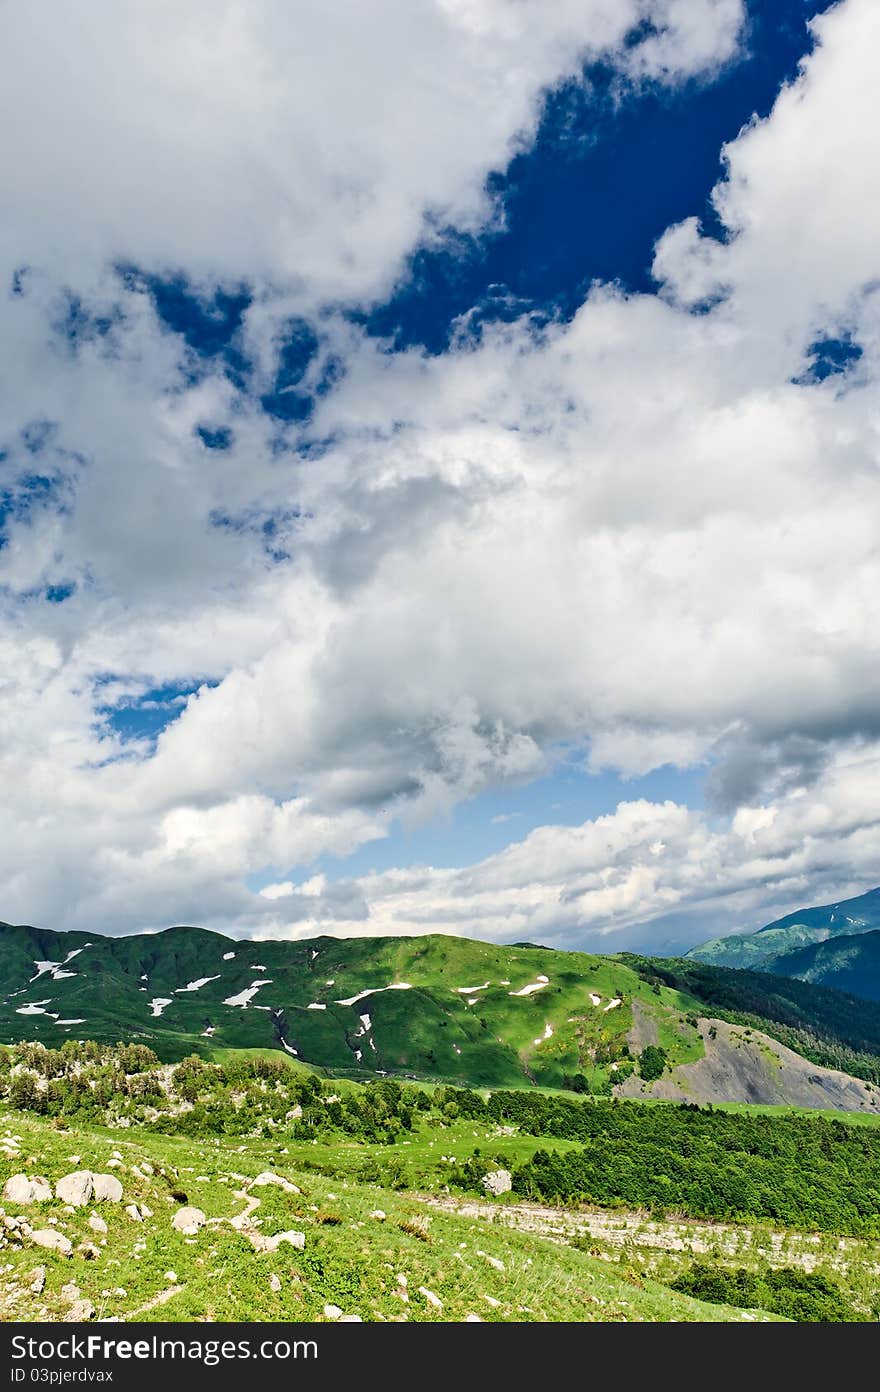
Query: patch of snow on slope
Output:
[[281, 1038, 298, 1056], [174, 976, 221, 994], [223, 980, 272, 1007], [456, 982, 490, 994], [589, 993, 601, 1006], [335, 983, 413, 1007], [201, 1026, 215, 1037], [222, 952, 236, 960], [509, 980, 548, 997], [149, 998, 173, 1017], [57, 1019, 86, 1026], [604, 998, 622, 1012], [307, 1003, 327, 1010], [251, 964, 267, 971], [533, 1023, 553, 1046], [16, 1004, 59, 1018], [30, 961, 77, 982]]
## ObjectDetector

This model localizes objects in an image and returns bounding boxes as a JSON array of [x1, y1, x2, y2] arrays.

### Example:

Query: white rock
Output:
[[164, 1270, 178, 1282], [369, 1209, 386, 1221], [251, 1172, 301, 1194], [338, 1315, 362, 1322], [481, 1169, 512, 1196], [269, 1274, 282, 1292], [465, 1314, 483, 1322], [482, 1294, 501, 1307], [105, 1159, 122, 1169], [55, 1172, 94, 1207], [477, 1250, 505, 1271], [77, 1242, 101, 1260], [172, 1206, 206, 1235], [3, 1174, 52, 1204], [31, 1229, 73, 1256], [419, 1286, 443, 1309], [91, 1174, 123, 1203], [323, 1304, 343, 1320], [124, 1204, 143, 1222], [88, 1214, 108, 1235], [29, 1265, 46, 1293], [63, 1300, 95, 1321], [262, 1230, 305, 1253]]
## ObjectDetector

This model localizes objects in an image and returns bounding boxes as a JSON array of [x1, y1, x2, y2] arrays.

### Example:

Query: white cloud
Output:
[[5, 1, 880, 946]]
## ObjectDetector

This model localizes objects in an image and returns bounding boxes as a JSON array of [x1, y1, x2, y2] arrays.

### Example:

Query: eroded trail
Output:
[[421, 1195, 880, 1276]]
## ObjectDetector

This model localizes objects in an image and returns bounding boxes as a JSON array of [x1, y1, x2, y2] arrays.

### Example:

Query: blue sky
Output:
[[2, 0, 878, 944]]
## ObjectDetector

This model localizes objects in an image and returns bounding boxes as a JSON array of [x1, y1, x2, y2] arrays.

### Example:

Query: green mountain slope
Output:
[[767, 931, 880, 1003], [686, 887, 880, 970], [4, 919, 880, 1109]]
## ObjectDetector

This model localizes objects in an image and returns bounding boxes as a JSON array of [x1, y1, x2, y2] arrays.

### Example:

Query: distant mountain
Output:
[[4, 918, 880, 1111], [767, 930, 880, 1003], [686, 887, 880, 971]]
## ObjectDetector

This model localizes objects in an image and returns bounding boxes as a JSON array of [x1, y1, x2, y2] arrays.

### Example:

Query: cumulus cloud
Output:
[[4, 0, 880, 944]]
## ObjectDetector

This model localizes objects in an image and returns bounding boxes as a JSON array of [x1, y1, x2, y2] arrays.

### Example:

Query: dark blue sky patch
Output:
[[794, 332, 864, 385], [0, 471, 68, 545], [54, 292, 122, 353], [195, 424, 234, 451], [209, 504, 303, 565], [361, 0, 835, 354], [21, 420, 57, 455], [96, 678, 219, 746], [44, 581, 76, 604]]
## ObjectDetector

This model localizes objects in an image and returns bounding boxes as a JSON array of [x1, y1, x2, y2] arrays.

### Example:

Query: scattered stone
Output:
[[67, 1156, 81, 1166], [323, 1304, 343, 1320], [269, 1274, 281, 1293], [29, 1266, 46, 1294], [139, 1204, 154, 1219], [55, 1172, 94, 1207], [369, 1210, 386, 1221], [89, 1214, 108, 1235], [251, 1230, 305, 1253], [3, 1175, 52, 1204], [419, 1286, 442, 1309], [164, 1270, 178, 1283], [61, 1282, 81, 1300], [477, 1250, 505, 1271], [30, 1230, 73, 1257], [465, 1314, 483, 1322], [482, 1294, 501, 1308], [124, 1205, 143, 1223], [338, 1315, 362, 1322], [105, 1160, 122, 1169], [77, 1242, 101, 1261], [481, 1169, 512, 1197], [141, 1163, 154, 1176], [63, 1300, 95, 1322], [91, 1174, 123, 1203], [172, 1206, 206, 1235]]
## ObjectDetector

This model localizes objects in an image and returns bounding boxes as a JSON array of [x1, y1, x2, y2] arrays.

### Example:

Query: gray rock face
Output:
[[481, 1169, 512, 1196], [171, 1206, 206, 1235], [91, 1173, 124, 1202], [55, 1172, 94, 1207], [3, 1174, 52, 1204], [30, 1229, 73, 1257]]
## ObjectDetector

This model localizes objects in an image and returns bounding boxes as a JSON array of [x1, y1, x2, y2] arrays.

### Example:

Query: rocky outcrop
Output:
[[55, 1172, 93, 1207], [171, 1206, 206, 1235], [481, 1169, 512, 1196], [30, 1229, 73, 1257]]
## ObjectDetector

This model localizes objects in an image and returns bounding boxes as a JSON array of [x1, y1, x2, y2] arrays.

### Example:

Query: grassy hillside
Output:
[[686, 887, 880, 970], [4, 1044, 880, 1322], [5, 921, 880, 1108]]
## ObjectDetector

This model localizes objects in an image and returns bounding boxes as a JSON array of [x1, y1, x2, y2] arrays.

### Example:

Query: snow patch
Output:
[[280, 1038, 298, 1056], [251, 964, 267, 971], [533, 1022, 553, 1046], [603, 997, 622, 1012], [335, 983, 413, 1007], [175, 976, 220, 994], [201, 1026, 216, 1037], [223, 980, 272, 1007], [16, 1004, 59, 1018], [307, 1003, 327, 1010], [222, 952, 236, 960], [149, 998, 173, 1018], [509, 980, 548, 997], [57, 1019, 86, 1026], [30, 961, 77, 982], [456, 982, 490, 994]]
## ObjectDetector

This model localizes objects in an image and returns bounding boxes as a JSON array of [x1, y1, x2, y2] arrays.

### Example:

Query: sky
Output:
[[2, 0, 880, 952]]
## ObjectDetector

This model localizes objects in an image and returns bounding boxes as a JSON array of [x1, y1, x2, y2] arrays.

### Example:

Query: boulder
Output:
[[55, 1172, 94, 1207], [171, 1206, 206, 1235], [3, 1174, 52, 1204], [31, 1229, 73, 1257], [253, 1229, 305, 1253], [481, 1169, 512, 1197], [269, 1274, 282, 1292], [323, 1304, 343, 1320], [77, 1242, 101, 1260], [369, 1209, 387, 1221], [124, 1205, 143, 1223], [63, 1300, 95, 1321], [91, 1174, 123, 1203]]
